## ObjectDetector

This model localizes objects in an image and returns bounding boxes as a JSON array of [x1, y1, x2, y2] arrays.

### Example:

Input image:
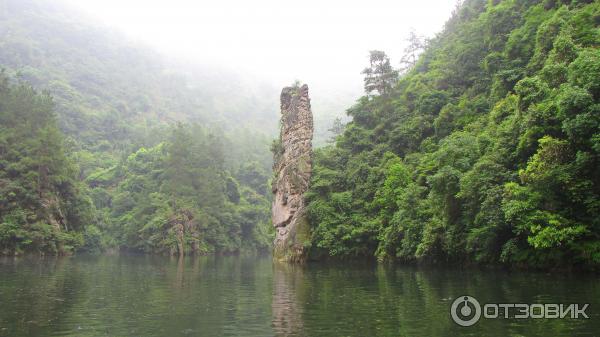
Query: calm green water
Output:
[[0, 255, 598, 337]]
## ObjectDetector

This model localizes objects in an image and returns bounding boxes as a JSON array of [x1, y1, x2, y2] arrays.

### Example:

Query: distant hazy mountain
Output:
[[0, 0, 359, 149], [0, 0, 279, 148]]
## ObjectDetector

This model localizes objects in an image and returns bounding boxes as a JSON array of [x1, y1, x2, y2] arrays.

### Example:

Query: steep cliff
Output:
[[272, 84, 313, 262]]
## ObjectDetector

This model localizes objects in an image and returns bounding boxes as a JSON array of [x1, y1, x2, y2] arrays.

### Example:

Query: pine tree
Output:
[[361, 50, 398, 96]]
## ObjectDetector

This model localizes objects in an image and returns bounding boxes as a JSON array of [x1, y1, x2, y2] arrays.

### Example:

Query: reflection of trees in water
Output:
[[268, 263, 600, 337], [3, 256, 599, 337], [374, 266, 600, 337], [272, 262, 305, 337], [172, 254, 185, 289], [0, 256, 88, 336]]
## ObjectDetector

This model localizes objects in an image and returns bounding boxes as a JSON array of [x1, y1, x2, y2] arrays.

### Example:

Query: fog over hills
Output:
[[0, 0, 372, 147]]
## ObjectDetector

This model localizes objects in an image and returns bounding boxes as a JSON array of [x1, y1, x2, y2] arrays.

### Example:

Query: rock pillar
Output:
[[272, 84, 313, 262]]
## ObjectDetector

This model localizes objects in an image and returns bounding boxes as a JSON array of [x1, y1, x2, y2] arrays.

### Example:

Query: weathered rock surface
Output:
[[272, 84, 313, 262], [166, 209, 199, 256]]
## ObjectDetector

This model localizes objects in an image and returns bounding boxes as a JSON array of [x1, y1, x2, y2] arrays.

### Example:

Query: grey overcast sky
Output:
[[63, 0, 457, 92]]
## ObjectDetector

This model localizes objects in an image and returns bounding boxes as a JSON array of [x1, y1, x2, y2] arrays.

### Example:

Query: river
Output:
[[0, 255, 598, 336]]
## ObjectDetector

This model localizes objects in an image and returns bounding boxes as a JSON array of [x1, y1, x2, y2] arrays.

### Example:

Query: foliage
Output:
[[361, 51, 399, 96], [0, 73, 95, 254], [96, 124, 272, 255], [308, 0, 600, 269], [0, 0, 276, 255]]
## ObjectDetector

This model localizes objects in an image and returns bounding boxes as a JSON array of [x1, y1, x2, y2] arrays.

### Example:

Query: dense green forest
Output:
[[2, 0, 599, 271], [0, 0, 357, 256], [307, 0, 600, 268], [0, 73, 272, 255], [0, 73, 95, 254], [93, 124, 272, 254], [0, 0, 276, 255]]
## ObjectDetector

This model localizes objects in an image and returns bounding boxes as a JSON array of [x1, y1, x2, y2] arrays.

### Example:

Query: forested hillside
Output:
[[0, 0, 354, 150], [307, 0, 600, 269], [0, 0, 277, 149], [0, 0, 275, 255], [0, 74, 95, 254], [0, 73, 273, 255], [91, 124, 272, 254]]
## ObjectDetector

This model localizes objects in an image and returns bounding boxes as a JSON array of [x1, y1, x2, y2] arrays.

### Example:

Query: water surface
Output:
[[0, 255, 598, 336]]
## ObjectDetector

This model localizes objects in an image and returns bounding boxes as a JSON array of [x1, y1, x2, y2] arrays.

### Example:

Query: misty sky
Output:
[[63, 0, 457, 93]]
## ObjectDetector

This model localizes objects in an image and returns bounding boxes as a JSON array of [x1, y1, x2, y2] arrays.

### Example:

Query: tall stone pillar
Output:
[[272, 84, 313, 262]]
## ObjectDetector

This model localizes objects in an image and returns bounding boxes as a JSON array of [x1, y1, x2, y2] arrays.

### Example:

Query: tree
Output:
[[164, 123, 196, 204], [361, 50, 398, 96], [327, 117, 345, 143], [308, 0, 600, 269], [0, 74, 93, 254], [399, 31, 427, 74]]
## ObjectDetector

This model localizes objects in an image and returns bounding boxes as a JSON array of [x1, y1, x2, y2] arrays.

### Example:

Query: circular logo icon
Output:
[[451, 295, 481, 326]]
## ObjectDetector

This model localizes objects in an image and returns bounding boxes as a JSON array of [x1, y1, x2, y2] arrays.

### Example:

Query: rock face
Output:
[[272, 84, 313, 262], [166, 209, 199, 256]]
